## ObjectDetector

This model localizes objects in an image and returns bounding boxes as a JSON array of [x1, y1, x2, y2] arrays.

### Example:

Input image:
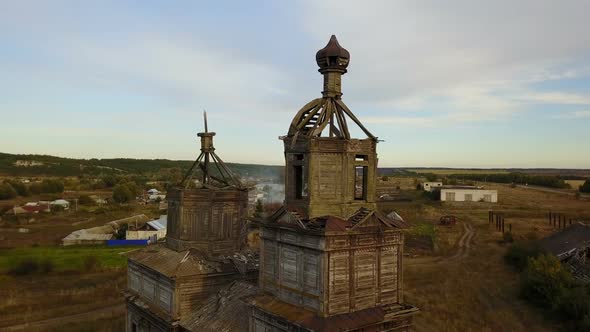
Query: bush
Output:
[[8, 258, 54, 275], [580, 179, 590, 193], [521, 254, 573, 309], [504, 242, 543, 271]]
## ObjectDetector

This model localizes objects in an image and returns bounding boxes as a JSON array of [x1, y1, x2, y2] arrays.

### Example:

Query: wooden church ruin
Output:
[[124, 35, 418, 332]]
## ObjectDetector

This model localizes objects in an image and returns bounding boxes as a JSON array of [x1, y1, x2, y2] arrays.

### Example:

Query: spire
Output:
[[285, 35, 375, 140], [180, 112, 243, 189]]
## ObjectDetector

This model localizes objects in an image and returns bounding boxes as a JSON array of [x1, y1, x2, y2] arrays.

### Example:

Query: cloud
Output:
[[552, 110, 590, 119], [299, 0, 590, 126]]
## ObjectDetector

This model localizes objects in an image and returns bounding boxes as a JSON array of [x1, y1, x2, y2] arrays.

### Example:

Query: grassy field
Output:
[[0, 246, 137, 273]]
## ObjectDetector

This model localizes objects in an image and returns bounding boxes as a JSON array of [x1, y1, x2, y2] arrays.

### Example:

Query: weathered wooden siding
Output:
[[324, 229, 404, 315], [259, 228, 324, 312], [128, 261, 175, 315], [284, 138, 377, 220], [166, 188, 248, 254]]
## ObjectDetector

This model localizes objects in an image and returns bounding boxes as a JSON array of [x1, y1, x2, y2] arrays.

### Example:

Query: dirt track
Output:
[[444, 222, 475, 262]]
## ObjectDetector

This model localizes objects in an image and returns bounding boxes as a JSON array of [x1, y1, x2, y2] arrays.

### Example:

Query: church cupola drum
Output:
[[166, 112, 249, 254], [284, 35, 378, 220]]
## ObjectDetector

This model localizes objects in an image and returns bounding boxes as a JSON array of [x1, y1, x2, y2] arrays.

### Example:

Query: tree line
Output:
[[0, 179, 64, 200], [448, 172, 570, 189]]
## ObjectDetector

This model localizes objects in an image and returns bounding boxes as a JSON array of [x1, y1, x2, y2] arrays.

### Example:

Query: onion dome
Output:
[[316, 35, 350, 73]]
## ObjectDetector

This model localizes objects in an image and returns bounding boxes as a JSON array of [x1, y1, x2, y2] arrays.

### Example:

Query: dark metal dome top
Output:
[[316, 35, 350, 73]]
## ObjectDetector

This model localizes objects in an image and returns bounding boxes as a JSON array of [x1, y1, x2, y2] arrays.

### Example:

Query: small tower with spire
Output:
[[166, 112, 248, 253]]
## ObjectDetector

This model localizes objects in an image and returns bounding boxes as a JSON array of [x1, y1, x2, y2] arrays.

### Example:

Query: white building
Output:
[[422, 182, 443, 192], [440, 186, 497, 203]]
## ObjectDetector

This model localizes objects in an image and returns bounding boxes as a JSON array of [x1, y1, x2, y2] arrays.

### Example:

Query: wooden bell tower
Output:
[[283, 35, 378, 220]]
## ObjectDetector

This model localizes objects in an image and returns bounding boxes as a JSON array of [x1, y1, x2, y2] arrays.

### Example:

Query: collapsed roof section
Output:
[[259, 206, 408, 235]]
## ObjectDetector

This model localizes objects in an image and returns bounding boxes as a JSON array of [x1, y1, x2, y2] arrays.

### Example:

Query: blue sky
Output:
[[1, 1, 589, 168]]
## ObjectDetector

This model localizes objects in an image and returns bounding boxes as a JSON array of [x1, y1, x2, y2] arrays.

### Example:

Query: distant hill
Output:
[[2, 152, 588, 181], [0, 152, 284, 180]]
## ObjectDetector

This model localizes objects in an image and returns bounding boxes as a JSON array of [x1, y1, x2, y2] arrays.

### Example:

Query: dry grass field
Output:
[[407, 169, 510, 175], [378, 182, 590, 332], [565, 179, 586, 190]]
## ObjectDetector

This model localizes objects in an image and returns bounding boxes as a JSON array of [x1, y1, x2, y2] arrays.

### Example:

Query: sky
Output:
[[1, 1, 589, 168]]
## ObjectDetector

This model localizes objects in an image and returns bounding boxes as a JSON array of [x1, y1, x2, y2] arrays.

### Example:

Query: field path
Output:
[[0, 303, 125, 331], [444, 221, 475, 262]]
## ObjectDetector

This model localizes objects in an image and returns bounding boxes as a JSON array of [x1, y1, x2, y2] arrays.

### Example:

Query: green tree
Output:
[[580, 179, 590, 193], [39, 179, 64, 193], [0, 183, 17, 200], [255, 199, 264, 216], [112, 184, 133, 204], [101, 175, 118, 188], [5, 180, 30, 196]]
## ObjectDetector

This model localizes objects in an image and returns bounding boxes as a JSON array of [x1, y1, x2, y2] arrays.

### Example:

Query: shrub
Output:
[[580, 179, 590, 193], [504, 242, 543, 271]]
